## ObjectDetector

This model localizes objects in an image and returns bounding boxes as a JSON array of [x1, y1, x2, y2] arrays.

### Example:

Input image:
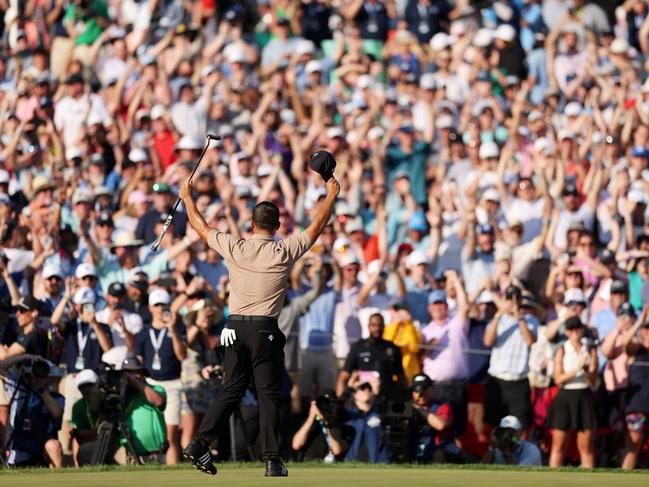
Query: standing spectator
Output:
[[621, 310, 649, 469], [136, 288, 187, 465], [421, 270, 470, 438], [337, 313, 404, 397], [483, 286, 537, 432], [547, 317, 598, 468]]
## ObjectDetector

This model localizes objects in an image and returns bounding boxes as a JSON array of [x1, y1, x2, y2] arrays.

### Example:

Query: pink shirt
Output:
[[602, 332, 629, 391], [421, 315, 469, 382]]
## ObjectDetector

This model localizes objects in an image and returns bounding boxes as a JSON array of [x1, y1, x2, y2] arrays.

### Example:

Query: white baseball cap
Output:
[[295, 40, 315, 57], [420, 72, 436, 90], [479, 141, 499, 159], [42, 262, 64, 280], [499, 415, 522, 431], [150, 104, 166, 120], [75, 263, 98, 279], [75, 369, 98, 388], [564, 288, 587, 305], [474, 28, 493, 48], [407, 250, 429, 268], [73, 287, 96, 305], [149, 288, 171, 306], [430, 32, 453, 51], [339, 251, 360, 268], [564, 102, 582, 117], [494, 24, 516, 42], [436, 114, 454, 129], [305, 60, 322, 74], [128, 148, 148, 163], [476, 290, 495, 305]]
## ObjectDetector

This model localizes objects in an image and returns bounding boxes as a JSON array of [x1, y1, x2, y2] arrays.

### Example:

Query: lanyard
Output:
[[77, 323, 91, 356], [149, 327, 167, 354]]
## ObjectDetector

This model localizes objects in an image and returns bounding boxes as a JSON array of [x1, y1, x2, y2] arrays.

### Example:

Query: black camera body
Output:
[[88, 363, 127, 421], [315, 391, 340, 425]]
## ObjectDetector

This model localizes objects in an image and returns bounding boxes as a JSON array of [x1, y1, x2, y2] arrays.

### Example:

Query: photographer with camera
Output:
[[74, 358, 167, 466], [0, 297, 48, 360], [0, 354, 64, 467], [547, 316, 598, 468], [342, 378, 388, 464], [52, 286, 112, 429], [485, 415, 541, 466], [291, 391, 350, 462], [409, 373, 458, 464], [69, 369, 100, 465], [135, 288, 187, 465]]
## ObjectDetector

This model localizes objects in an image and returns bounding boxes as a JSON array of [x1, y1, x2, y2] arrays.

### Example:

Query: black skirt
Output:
[[548, 388, 598, 431]]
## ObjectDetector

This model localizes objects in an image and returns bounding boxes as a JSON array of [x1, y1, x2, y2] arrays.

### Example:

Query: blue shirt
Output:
[[488, 314, 538, 379], [135, 323, 187, 381], [4, 372, 64, 466], [62, 319, 112, 373], [343, 406, 388, 463], [404, 278, 432, 326], [299, 288, 337, 350], [494, 439, 542, 466], [591, 307, 617, 370], [527, 48, 548, 105]]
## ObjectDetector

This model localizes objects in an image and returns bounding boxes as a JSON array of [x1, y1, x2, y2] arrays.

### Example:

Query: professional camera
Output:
[[315, 391, 339, 425], [88, 363, 127, 420], [580, 327, 600, 351]]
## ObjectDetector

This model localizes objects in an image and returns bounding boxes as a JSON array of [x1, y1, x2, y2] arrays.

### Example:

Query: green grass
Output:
[[1, 463, 648, 487]]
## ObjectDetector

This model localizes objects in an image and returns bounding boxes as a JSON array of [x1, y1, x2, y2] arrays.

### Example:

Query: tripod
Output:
[[90, 419, 142, 465]]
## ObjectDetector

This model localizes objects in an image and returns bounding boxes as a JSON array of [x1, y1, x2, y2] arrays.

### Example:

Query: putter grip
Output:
[[151, 212, 175, 251]]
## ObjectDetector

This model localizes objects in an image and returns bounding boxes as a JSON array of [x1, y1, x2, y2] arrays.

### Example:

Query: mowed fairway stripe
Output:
[[1, 466, 649, 487]]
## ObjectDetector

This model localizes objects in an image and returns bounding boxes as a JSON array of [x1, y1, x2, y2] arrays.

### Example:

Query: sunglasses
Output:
[[47, 276, 63, 282]]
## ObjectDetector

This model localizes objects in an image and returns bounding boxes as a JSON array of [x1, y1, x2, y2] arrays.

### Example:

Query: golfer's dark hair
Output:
[[252, 201, 280, 231]]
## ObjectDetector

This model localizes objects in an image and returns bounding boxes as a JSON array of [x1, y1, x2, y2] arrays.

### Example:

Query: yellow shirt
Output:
[[383, 320, 422, 384]]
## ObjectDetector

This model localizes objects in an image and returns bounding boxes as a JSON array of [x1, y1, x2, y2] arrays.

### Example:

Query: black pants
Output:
[[197, 317, 286, 461], [484, 375, 532, 429]]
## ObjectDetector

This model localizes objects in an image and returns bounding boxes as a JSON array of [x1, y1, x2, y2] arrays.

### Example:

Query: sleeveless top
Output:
[[626, 345, 649, 415], [561, 340, 588, 390]]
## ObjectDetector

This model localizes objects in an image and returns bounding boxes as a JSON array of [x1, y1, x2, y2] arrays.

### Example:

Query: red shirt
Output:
[[153, 131, 177, 172]]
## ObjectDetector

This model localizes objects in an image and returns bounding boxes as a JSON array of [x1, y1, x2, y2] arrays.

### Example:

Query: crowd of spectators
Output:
[[1, 0, 649, 470]]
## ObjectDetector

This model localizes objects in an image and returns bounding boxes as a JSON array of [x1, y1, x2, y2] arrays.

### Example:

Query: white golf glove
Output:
[[220, 327, 237, 347]]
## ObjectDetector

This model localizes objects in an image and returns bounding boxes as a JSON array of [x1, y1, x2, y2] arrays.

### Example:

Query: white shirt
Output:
[[54, 94, 111, 149], [95, 307, 143, 363], [504, 197, 545, 244], [170, 99, 207, 139]]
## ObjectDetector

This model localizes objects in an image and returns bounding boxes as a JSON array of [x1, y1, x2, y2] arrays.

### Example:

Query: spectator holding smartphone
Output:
[[136, 288, 187, 465], [51, 286, 112, 431], [483, 286, 537, 434]]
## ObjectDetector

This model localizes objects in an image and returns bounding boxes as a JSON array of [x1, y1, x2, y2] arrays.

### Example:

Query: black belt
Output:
[[228, 315, 278, 325]]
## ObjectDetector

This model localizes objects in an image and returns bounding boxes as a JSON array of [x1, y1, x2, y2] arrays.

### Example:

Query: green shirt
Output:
[[386, 141, 432, 205], [70, 398, 101, 430], [64, 0, 109, 45], [122, 384, 167, 455]]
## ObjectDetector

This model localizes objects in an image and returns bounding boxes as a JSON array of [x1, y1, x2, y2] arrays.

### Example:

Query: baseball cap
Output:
[[14, 296, 42, 312], [128, 148, 148, 163], [72, 188, 93, 205], [412, 373, 433, 393], [42, 262, 64, 280], [108, 282, 127, 297], [75, 263, 98, 279], [564, 102, 583, 117], [152, 182, 171, 194], [479, 141, 499, 159], [611, 280, 628, 294], [617, 302, 636, 318], [345, 218, 365, 234], [96, 212, 114, 227], [476, 290, 495, 305], [149, 288, 171, 306], [564, 288, 586, 305], [562, 184, 579, 196], [494, 24, 516, 42], [73, 287, 96, 305], [498, 415, 522, 431], [150, 104, 166, 120], [482, 188, 501, 203], [428, 289, 447, 305], [75, 369, 98, 388], [495, 246, 512, 261], [408, 211, 428, 232], [406, 250, 428, 268], [476, 223, 495, 235], [305, 60, 322, 74], [600, 249, 616, 263], [339, 251, 361, 268], [631, 146, 649, 158]]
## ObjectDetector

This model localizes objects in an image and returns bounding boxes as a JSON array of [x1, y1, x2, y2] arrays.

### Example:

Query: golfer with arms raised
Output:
[[179, 157, 340, 477]]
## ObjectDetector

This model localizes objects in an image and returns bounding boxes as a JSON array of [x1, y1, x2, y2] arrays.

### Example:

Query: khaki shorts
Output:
[[0, 378, 9, 406], [148, 378, 183, 426]]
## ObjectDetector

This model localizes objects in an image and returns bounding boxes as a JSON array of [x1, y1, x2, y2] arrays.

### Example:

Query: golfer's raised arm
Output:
[[305, 178, 340, 243], [180, 180, 213, 242]]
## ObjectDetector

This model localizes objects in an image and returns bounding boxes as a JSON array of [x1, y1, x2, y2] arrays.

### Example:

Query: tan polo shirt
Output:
[[207, 230, 313, 318]]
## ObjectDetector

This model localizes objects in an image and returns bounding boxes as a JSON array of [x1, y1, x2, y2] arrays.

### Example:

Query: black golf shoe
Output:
[[265, 459, 288, 477], [182, 439, 217, 475]]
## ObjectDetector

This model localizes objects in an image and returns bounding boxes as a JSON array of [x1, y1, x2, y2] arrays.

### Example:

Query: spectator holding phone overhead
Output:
[[50, 286, 112, 437], [483, 286, 537, 433], [136, 288, 187, 465]]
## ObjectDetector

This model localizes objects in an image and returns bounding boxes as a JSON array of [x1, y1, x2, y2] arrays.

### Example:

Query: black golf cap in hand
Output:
[[309, 150, 337, 182]]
